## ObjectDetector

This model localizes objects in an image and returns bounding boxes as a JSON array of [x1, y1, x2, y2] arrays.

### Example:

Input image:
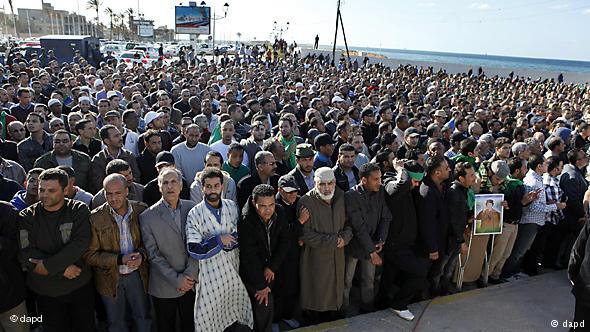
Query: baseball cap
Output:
[[314, 133, 334, 150], [404, 127, 420, 137], [278, 175, 300, 192], [434, 110, 447, 118], [295, 143, 315, 158], [94, 79, 103, 87], [104, 110, 120, 119], [144, 111, 164, 126], [106, 91, 119, 99], [155, 151, 175, 167], [331, 96, 344, 103]]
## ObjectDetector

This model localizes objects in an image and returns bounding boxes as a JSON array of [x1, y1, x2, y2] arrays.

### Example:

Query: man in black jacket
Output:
[[442, 162, 475, 294], [238, 184, 290, 332], [0, 201, 27, 332], [142, 152, 190, 207], [416, 156, 451, 297], [343, 163, 391, 314], [376, 160, 428, 321], [569, 218, 590, 325], [274, 175, 307, 329], [287, 144, 315, 197], [333, 144, 359, 193]]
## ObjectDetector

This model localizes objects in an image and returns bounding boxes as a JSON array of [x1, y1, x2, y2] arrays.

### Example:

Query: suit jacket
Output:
[[333, 164, 359, 192], [139, 198, 198, 298], [288, 167, 312, 197], [91, 148, 141, 194]]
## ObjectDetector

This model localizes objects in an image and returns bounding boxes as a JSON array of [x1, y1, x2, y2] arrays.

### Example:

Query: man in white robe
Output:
[[186, 167, 253, 331]]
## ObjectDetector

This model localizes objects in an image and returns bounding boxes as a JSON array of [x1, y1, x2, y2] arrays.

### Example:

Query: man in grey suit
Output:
[[139, 168, 198, 332]]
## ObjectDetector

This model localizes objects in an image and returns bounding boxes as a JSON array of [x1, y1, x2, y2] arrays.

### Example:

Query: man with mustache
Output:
[[298, 167, 352, 324]]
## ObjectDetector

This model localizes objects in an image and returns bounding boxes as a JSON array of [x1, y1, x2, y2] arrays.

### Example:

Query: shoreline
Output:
[[299, 48, 590, 84]]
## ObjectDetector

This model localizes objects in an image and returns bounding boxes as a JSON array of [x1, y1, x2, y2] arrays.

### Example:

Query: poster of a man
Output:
[[474, 194, 503, 235]]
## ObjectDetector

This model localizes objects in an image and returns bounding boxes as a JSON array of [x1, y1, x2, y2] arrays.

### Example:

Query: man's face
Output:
[[38, 179, 65, 209], [105, 179, 129, 211], [203, 176, 223, 202], [97, 101, 110, 115], [228, 150, 244, 168], [252, 125, 266, 141], [106, 128, 123, 148], [316, 179, 336, 199], [362, 169, 382, 192], [406, 135, 419, 148], [297, 156, 314, 174], [253, 195, 276, 222], [320, 143, 334, 158], [279, 121, 292, 137], [429, 142, 445, 158], [205, 156, 223, 169], [26, 115, 43, 133], [496, 143, 512, 159], [25, 173, 40, 196], [461, 167, 476, 187], [338, 150, 356, 169], [159, 172, 182, 203], [185, 127, 201, 147], [50, 120, 65, 133], [146, 135, 163, 155], [19, 93, 32, 106], [258, 155, 277, 177], [53, 133, 72, 156], [119, 168, 134, 184], [278, 188, 298, 205], [437, 160, 451, 181], [8, 122, 26, 141], [351, 135, 364, 153], [221, 123, 235, 142]]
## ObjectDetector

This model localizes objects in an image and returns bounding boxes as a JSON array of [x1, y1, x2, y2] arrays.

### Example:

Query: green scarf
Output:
[[208, 122, 222, 145], [467, 188, 475, 210], [0, 111, 6, 140]]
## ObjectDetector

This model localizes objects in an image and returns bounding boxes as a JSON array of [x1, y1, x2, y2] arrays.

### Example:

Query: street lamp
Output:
[[272, 20, 289, 40], [199, 1, 229, 57]]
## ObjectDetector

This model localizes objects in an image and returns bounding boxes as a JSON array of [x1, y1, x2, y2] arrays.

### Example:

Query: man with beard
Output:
[[288, 143, 315, 196], [186, 167, 253, 331], [298, 167, 352, 324], [333, 144, 359, 192], [396, 127, 420, 160], [172, 124, 211, 182]]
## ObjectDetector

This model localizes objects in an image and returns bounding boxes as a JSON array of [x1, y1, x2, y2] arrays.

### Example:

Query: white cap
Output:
[[78, 96, 92, 104], [216, 75, 225, 81], [48, 98, 62, 107], [106, 91, 119, 99], [94, 79, 104, 87], [331, 96, 344, 103], [144, 111, 163, 126], [80, 86, 91, 93], [314, 167, 335, 182], [295, 82, 304, 88]]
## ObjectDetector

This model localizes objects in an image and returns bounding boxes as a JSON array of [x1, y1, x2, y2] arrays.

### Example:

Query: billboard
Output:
[[175, 6, 211, 35], [138, 24, 154, 38]]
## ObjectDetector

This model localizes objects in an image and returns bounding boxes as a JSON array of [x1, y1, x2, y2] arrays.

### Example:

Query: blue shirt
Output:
[[111, 202, 135, 273]]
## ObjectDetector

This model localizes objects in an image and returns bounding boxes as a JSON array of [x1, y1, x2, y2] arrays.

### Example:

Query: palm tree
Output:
[[126, 8, 135, 39], [104, 7, 114, 39], [86, 0, 101, 36], [8, 0, 18, 37], [116, 13, 125, 39]]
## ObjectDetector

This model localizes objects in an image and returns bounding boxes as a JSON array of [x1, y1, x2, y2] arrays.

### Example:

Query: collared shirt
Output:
[[110, 202, 135, 274], [163, 199, 182, 232], [521, 170, 557, 226], [300, 168, 315, 190], [544, 173, 564, 225]]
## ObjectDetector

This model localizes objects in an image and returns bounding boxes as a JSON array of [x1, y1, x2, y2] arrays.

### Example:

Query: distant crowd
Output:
[[0, 36, 589, 332]]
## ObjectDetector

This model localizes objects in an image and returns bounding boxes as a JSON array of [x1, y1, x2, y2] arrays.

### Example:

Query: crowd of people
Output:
[[1, 37, 590, 332]]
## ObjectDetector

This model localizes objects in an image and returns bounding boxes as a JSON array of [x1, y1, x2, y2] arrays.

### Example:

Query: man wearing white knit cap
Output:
[[297, 167, 352, 324]]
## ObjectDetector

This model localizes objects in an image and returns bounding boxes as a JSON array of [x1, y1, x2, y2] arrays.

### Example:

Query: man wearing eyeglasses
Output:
[[237, 151, 279, 209]]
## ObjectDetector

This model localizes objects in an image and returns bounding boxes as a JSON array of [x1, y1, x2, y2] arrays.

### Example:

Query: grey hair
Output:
[[103, 173, 127, 189], [512, 142, 528, 155], [254, 151, 273, 167], [157, 167, 183, 188]]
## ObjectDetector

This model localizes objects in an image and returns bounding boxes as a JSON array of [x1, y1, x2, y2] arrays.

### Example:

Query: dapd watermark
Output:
[[551, 319, 585, 329], [9, 315, 43, 324]]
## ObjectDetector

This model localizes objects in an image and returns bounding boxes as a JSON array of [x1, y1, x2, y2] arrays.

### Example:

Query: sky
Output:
[[5, 0, 590, 61]]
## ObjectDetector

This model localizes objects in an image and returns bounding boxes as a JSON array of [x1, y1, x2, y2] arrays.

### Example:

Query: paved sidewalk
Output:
[[296, 270, 575, 332]]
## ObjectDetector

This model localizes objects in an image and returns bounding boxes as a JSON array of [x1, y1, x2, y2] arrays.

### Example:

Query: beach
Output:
[[300, 48, 590, 84]]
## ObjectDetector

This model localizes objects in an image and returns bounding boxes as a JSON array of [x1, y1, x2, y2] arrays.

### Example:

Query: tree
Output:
[[116, 13, 125, 39], [8, 0, 18, 37], [126, 8, 135, 39], [104, 7, 114, 39], [86, 0, 101, 36]]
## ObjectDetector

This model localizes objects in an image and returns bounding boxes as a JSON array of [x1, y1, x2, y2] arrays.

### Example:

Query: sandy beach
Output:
[[300, 48, 590, 84]]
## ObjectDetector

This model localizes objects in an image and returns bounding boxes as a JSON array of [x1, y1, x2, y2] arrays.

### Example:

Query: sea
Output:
[[354, 47, 590, 74]]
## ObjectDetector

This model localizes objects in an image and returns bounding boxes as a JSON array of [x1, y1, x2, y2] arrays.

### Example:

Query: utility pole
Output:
[[331, 0, 350, 66]]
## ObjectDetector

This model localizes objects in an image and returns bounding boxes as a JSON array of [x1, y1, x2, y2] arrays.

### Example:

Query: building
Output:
[[17, 3, 98, 38]]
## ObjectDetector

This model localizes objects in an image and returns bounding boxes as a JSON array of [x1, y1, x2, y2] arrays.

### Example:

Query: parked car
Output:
[[101, 43, 124, 56], [119, 50, 151, 68], [132, 45, 159, 60], [163, 44, 179, 57]]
